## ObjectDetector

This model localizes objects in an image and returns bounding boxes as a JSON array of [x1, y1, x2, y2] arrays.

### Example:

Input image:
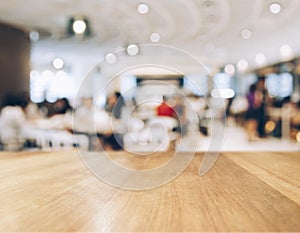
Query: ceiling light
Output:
[[52, 58, 64, 69], [150, 33, 160, 43], [127, 44, 139, 56], [240, 29, 252, 39], [224, 64, 235, 75], [67, 17, 91, 37], [269, 3, 282, 14], [237, 59, 248, 71], [105, 53, 117, 64], [73, 19, 87, 34], [255, 53, 266, 65], [280, 44, 293, 59], [265, 120, 276, 133], [137, 3, 149, 14], [29, 31, 39, 42]]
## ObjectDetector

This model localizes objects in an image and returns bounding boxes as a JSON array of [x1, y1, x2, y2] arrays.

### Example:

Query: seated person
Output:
[[105, 92, 125, 119], [157, 96, 175, 117]]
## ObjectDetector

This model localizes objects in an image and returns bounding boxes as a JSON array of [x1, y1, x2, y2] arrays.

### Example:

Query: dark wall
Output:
[[0, 22, 30, 105]]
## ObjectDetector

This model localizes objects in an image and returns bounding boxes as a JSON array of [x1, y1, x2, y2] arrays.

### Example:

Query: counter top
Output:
[[0, 150, 300, 232]]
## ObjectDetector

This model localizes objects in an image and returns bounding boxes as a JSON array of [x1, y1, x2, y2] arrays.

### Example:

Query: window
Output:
[[266, 73, 293, 98], [184, 74, 208, 96], [121, 75, 137, 100], [30, 70, 76, 103], [213, 73, 231, 89]]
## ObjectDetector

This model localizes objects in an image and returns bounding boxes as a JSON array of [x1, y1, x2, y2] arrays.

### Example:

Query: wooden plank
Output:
[[0, 151, 299, 232], [225, 151, 300, 206]]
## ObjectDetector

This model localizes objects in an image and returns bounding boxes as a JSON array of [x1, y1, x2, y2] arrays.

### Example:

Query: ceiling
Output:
[[1, 0, 300, 74]]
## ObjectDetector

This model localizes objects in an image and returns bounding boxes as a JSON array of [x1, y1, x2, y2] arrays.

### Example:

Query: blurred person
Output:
[[156, 96, 175, 117], [189, 95, 208, 115], [102, 92, 126, 150], [37, 100, 50, 118], [72, 97, 94, 133], [25, 101, 43, 120], [172, 95, 188, 135], [228, 96, 248, 117], [42, 98, 74, 131], [101, 132, 124, 151], [75, 97, 93, 116], [245, 84, 261, 141], [0, 93, 29, 151], [51, 98, 73, 116], [105, 92, 126, 119], [72, 97, 111, 150], [256, 78, 269, 137], [225, 96, 235, 117]]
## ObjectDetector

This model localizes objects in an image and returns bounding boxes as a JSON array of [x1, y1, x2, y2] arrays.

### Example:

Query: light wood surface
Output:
[[0, 150, 300, 232]]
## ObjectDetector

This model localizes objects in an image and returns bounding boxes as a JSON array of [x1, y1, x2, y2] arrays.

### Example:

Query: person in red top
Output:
[[157, 96, 175, 117]]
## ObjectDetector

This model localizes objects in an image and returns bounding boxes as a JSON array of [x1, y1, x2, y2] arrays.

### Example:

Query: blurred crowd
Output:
[[231, 78, 300, 142], [0, 82, 299, 151]]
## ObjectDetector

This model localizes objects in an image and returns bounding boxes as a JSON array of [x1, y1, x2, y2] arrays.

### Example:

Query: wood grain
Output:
[[0, 150, 300, 232], [225, 152, 300, 206]]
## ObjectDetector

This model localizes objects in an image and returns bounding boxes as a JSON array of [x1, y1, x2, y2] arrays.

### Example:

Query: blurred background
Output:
[[0, 0, 299, 152]]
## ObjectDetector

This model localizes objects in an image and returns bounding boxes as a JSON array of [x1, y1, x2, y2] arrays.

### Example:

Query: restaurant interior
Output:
[[0, 0, 300, 232]]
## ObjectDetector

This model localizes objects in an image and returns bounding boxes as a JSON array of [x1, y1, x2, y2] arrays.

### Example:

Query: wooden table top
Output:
[[0, 150, 300, 232]]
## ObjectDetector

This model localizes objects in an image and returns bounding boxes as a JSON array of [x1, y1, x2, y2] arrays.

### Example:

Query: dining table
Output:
[[0, 150, 300, 232]]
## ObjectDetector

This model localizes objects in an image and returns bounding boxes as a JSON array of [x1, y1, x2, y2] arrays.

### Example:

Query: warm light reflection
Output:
[[265, 120, 276, 133], [296, 131, 300, 143]]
